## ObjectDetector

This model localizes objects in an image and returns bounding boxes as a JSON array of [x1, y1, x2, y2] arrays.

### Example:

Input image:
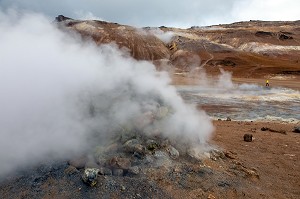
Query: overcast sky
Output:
[[0, 0, 300, 28]]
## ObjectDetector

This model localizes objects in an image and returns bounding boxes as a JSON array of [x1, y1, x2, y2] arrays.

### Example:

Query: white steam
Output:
[[150, 28, 175, 44], [136, 28, 175, 44], [75, 11, 104, 21], [195, 68, 235, 90], [0, 11, 213, 176]]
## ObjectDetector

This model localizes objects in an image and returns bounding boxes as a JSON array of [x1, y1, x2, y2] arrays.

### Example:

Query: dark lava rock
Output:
[[146, 139, 160, 151], [55, 15, 73, 22], [166, 145, 180, 159], [243, 134, 253, 142], [99, 167, 112, 176], [255, 31, 273, 37], [261, 127, 269, 131], [293, 126, 300, 133], [112, 168, 124, 176], [123, 139, 145, 154], [128, 166, 140, 175], [226, 117, 231, 121], [278, 33, 293, 40], [109, 157, 131, 170]]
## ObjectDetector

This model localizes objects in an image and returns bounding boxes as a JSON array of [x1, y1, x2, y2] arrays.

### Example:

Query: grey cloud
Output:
[[0, 0, 242, 27]]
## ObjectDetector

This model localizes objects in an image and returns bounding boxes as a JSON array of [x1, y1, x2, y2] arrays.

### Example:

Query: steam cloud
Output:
[[0, 11, 214, 176]]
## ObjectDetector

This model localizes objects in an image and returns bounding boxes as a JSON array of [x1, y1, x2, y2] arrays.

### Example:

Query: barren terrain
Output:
[[0, 17, 299, 199], [0, 121, 299, 199]]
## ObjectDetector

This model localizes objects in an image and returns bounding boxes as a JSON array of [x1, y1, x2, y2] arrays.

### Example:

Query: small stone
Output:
[[166, 145, 179, 159], [109, 157, 131, 170], [112, 168, 124, 176], [143, 155, 154, 164], [261, 127, 269, 131], [82, 168, 99, 187], [124, 139, 145, 154], [208, 193, 216, 199], [154, 151, 172, 167], [210, 149, 225, 160], [244, 134, 253, 142], [121, 185, 126, 191], [146, 139, 159, 151], [98, 167, 112, 176], [226, 117, 231, 121], [128, 166, 139, 175]]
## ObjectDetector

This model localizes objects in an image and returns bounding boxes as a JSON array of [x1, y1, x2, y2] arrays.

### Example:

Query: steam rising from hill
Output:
[[0, 11, 214, 176]]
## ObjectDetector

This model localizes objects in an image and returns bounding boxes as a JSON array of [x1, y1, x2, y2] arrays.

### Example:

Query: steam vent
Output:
[[0, 11, 299, 199]]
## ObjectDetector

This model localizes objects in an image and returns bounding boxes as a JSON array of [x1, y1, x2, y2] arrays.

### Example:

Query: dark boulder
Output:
[[112, 168, 124, 176], [293, 126, 300, 133], [55, 15, 73, 22], [255, 31, 273, 37], [244, 134, 253, 142], [278, 33, 293, 40]]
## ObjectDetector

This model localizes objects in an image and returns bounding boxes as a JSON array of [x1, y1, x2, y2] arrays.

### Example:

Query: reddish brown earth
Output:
[[1, 121, 299, 199], [146, 120, 300, 199], [56, 15, 300, 81], [0, 17, 299, 198]]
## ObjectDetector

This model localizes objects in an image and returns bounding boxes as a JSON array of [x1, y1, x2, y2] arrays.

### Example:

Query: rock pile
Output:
[[65, 103, 221, 186]]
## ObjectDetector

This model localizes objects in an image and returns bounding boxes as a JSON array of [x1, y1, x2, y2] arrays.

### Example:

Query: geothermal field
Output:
[[0, 11, 299, 199]]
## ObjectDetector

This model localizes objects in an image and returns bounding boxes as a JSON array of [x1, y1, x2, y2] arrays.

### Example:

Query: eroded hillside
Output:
[[56, 15, 300, 79]]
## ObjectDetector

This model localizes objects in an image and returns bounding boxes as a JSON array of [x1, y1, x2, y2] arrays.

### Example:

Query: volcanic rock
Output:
[[166, 145, 180, 159], [123, 139, 145, 154], [243, 134, 253, 142], [55, 15, 72, 22], [209, 149, 226, 161], [153, 151, 172, 167], [109, 157, 131, 170], [146, 139, 160, 151], [293, 126, 300, 133], [82, 168, 100, 187], [98, 167, 113, 176], [112, 168, 124, 176], [128, 166, 140, 175]]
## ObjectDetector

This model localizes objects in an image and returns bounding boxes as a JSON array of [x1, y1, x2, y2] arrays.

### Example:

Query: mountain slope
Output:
[[56, 15, 300, 79]]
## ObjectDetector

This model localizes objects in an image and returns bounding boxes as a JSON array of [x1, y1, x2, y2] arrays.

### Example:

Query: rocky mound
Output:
[[0, 120, 263, 199]]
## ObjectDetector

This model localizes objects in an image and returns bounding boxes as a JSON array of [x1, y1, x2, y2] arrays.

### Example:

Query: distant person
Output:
[[266, 79, 270, 87]]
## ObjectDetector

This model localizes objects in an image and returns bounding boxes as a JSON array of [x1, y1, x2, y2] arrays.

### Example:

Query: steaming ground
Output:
[[0, 11, 214, 177], [178, 83, 300, 123]]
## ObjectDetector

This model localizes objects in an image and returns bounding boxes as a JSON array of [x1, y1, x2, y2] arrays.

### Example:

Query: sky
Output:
[[0, 0, 299, 28]]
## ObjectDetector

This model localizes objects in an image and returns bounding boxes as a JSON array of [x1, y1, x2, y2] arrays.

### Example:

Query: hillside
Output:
[[56, 15, 300, 81]]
